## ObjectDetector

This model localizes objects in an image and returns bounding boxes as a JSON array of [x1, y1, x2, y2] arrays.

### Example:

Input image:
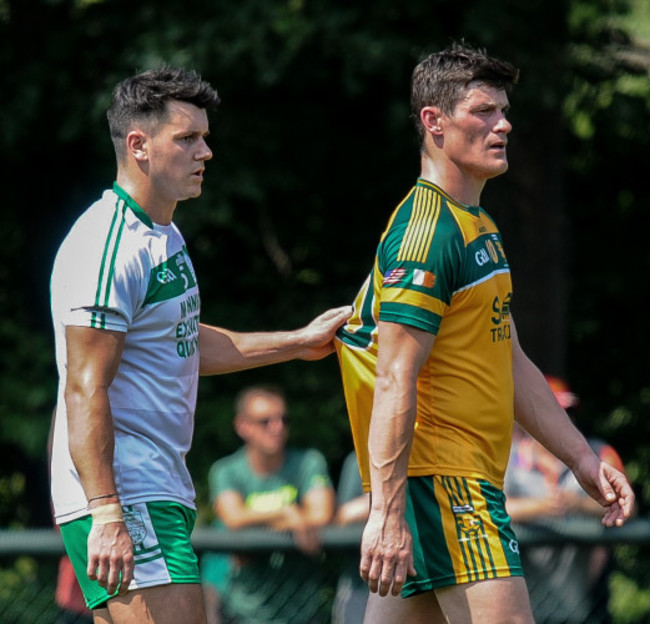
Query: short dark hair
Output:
[[411, 42, 519, 145], [235, 385, 286, 416], [107, 66, 220, 159]]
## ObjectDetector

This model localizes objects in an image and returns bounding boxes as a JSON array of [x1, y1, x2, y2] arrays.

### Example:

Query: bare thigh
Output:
[[93, 583, 208, 624], [93, 608, 111, 624], [363, 577, 534, 624], [435, 577, 535, 624], [363, 590, 446, 624]]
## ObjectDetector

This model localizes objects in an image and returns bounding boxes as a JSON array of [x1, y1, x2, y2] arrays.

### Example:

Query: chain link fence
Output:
[[1, 521, 649, 623]]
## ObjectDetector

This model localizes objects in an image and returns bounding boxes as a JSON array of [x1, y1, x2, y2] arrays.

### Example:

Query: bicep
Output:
[[65, 325, 125, 394], [376, 321, 435, 383]]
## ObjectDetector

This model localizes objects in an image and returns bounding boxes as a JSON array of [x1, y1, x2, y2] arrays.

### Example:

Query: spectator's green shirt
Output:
[[208, 447, 333, 624]]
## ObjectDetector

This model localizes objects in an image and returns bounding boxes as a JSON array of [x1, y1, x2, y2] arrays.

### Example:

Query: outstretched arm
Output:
[[198, 306, 351, 375], [510, 320, 635, 527]]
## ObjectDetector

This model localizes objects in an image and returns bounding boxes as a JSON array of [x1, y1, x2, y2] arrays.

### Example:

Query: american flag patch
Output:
[[383, 268, 407, 285]]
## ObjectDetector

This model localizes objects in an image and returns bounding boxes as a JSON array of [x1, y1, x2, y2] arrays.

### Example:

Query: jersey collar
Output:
[[416, 178, 481, 217], [113, 182, 154, 229]]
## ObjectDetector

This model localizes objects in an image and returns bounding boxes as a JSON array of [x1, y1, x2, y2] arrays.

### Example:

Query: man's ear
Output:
[[125, 130, 148, 162], [420, 107, 444, 136], [233, 413, 247, 439]]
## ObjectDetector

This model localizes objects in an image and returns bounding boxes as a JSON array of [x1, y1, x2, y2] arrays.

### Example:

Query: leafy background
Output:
[[1, 0, 650, 619]]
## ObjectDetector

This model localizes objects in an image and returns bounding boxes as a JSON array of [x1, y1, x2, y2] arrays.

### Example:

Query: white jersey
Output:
[[50, 183, 201, 523]]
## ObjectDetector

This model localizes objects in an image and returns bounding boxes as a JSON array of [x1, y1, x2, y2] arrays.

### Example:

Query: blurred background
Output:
[[1, 0, 650, 621]]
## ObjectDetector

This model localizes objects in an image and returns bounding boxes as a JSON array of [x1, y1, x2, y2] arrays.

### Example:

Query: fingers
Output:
[[318, 306, 353, 322], [115, 549, 135, 595], [598, 464, 636, 527], [361, 556, 413, 596], [87, 524, 135, 596], [89, 549, 134, 595], [310, 306, 353, 330], [87, 553, 100, 581], [360, 542, 415, 597], [598, 470, 617, 505]]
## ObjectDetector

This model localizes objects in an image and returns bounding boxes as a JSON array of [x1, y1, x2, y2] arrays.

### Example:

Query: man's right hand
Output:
[[87, 521, 135, 596], [359, 509, 416, 597]]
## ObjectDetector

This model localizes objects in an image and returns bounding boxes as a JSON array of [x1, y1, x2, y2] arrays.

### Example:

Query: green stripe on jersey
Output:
[[92, 199, 127, 328]]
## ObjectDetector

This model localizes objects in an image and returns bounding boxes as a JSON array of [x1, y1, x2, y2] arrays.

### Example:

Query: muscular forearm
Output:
[[512, 337, 593, 470], [65, 386, 118, 501], [64, 326, 123, 502], [198, 306, 351, 375], [367, 321, 431, 517], [199, 324, 305, 375], [367, 374, 417, 519]]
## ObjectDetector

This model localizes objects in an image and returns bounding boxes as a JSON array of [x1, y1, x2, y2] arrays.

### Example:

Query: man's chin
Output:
[[178, 188, 203, 201], [486, 161, 508, 179]]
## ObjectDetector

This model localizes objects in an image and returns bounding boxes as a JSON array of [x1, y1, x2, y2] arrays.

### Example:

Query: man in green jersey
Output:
[[334, 42, 634, 624], [50, 66, 350, 624]]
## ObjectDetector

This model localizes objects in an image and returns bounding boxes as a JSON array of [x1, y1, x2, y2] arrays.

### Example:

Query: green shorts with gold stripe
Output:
[[402, 475, 523, 597]]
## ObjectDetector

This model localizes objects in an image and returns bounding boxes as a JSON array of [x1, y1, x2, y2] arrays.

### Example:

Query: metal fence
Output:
[[0, 519, 649, 623]]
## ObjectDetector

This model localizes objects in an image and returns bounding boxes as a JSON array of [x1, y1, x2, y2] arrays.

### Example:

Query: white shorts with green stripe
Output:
[[60, 501, 201, 610]]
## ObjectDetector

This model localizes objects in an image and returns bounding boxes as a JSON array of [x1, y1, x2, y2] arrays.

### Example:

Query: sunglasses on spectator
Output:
[[247, 415, 290, 427]]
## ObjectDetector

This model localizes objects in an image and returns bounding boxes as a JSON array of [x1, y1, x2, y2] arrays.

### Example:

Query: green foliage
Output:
[[0, 557, 60, 622], [2, 8, 650, 620]]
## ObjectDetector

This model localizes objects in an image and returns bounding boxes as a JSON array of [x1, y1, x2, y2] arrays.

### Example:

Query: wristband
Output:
[[90, 503, 124, 525], [88, 493, 118, 503]]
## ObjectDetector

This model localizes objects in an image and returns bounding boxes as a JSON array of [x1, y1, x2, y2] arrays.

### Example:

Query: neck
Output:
[[419, 152, 485, 207], [116, 171, 176, 226], [246, 447, 285, 476]]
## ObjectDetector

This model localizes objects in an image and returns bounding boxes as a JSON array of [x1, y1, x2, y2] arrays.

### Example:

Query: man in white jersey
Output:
[[49, 66, 350, 624]]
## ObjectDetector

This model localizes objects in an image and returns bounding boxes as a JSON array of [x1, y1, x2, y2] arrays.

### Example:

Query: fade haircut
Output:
[[410, 41, 519, 147], [107, 66, 220, 161]]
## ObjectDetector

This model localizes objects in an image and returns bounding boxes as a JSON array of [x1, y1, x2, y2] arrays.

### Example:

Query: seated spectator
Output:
[[209, 385, 335, 623], [505, 376, 630, 624], [331, 450, 370, 624]]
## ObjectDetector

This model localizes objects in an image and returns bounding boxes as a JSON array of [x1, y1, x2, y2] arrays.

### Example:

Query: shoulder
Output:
[[211, 448, 248, 475], [286, 448, 332, 488], [55, 191, 114, 249], [287, 447, 327, 465], [383, 182, 463, 244]]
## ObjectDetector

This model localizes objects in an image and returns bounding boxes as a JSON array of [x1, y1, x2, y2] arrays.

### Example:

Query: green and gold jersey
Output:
[[336, 178, 514, 490]]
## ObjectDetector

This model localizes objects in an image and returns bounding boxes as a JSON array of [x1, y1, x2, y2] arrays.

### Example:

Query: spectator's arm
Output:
[[334, 493, 370, 526], [301, 485, 336, 527], [215, 490, 288, 530], [507, 490, 612, 522]]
